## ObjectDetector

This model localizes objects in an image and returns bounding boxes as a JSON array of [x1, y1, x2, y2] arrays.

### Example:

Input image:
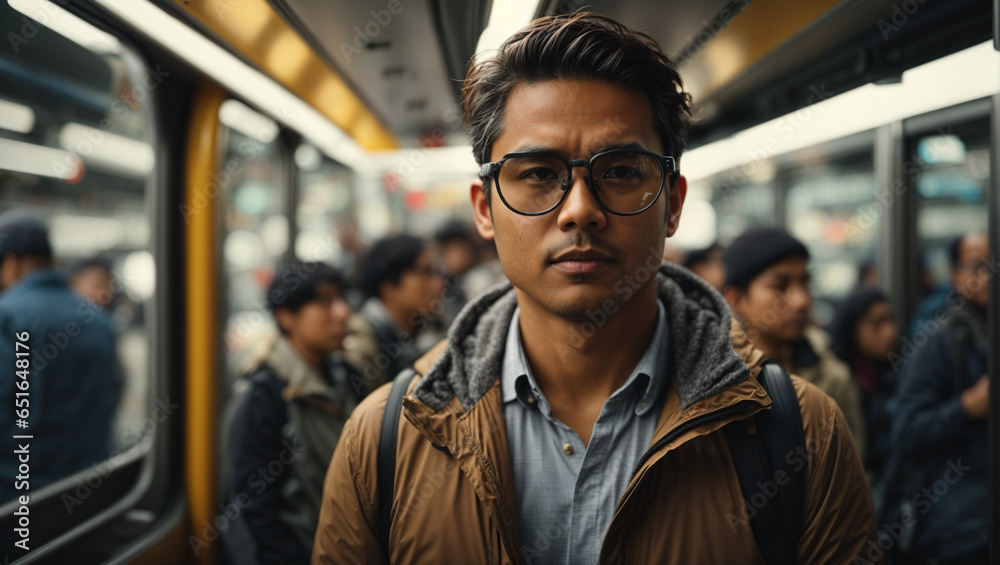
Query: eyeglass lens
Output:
[[496, 152, 663, 214]]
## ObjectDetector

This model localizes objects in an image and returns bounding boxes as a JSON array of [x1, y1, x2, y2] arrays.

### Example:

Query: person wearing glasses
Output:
[[313, 13, 877, 564], [343, 234, 446, 393], [887, 232, 990, 565], [224, 260, 362, 565]]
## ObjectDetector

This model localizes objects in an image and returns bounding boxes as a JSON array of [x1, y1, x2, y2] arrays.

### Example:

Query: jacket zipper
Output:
[[616, 401, 760, 512]]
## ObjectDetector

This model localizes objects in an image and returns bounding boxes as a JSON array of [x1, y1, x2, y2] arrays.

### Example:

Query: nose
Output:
[[555, 168, 607, 230], [787, 285, 812, 312]]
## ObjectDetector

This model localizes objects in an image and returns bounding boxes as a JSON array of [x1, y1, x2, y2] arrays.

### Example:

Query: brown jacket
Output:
[[313, 265, 879, 564]]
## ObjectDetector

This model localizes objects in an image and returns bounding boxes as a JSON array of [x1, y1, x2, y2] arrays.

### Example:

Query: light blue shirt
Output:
[[501, 300, 669, 564]]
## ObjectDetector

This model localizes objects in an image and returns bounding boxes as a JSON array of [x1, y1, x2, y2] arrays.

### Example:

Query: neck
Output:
[[751, 334, 794, 372], [516, 282, 659, 405], [381, 298, 416, 335], [287, 335, 324, 372]]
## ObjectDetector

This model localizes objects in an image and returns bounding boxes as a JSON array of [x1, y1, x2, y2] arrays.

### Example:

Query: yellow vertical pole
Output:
[[184, 81, 226, 565]]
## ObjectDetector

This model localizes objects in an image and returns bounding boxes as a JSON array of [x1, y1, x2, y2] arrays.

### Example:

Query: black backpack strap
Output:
[[376, 368, 417, 562], [727, 361, 805, 565]]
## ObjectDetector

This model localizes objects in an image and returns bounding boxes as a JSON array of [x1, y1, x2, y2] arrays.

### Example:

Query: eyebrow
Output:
[[510, 142, 650, 157]]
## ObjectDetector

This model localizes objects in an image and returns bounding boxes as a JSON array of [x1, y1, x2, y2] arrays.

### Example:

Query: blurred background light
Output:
[[9, 0, 120, 54], [0, 98, 35, 133]]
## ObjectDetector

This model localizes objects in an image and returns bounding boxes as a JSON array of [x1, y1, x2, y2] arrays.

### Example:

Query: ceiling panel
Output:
[[272, 0, 485, 147]]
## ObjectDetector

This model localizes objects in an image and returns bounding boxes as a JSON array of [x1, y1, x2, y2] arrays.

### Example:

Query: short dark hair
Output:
[[266, 261, 345, 331], [462, 12, 692, 169], [434, 220, 475, 247], [683, 243, 722, 270], [360, 234, 425, 300]]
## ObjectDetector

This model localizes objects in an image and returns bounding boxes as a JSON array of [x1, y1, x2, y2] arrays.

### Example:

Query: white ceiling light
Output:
[[58, 122, 155, 178], [474, 1, 540, 59], [684, 41, 1000, 181], [219, 99, 279, 144], [0, 98, 35, 134], [0, 137, 81, 180], [8, 0, 120, 54], [89, 0, 368, 170]]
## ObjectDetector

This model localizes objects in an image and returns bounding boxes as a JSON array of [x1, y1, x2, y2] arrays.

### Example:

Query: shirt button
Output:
[[563, 443, 574, 455]]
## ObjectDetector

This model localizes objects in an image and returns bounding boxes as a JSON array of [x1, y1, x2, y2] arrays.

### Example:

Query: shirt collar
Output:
[[501, 300, 669, 416]]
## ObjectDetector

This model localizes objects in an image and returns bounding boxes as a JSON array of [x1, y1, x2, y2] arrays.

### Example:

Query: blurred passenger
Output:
[[434, 220, 478, 282], [315, 13, 877, 564], [907, 246, 958, 337], [344, 234, 444, 389], [829, 286, 899, 477], [888, 231, 989, 565], [723, 226, 867, 458], [463, 238, 507, 299], [0, 212, 122, 502], [433, 220, 478, 323], [69, 255, 115, 308], [683, 242, 725, 291], [227, 260, 361, 565]]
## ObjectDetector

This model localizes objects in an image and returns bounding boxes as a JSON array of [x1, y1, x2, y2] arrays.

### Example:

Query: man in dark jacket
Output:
[[344, 235, 445, 389], [226, 261, 362, 564], [890, 231, 990, 564], [0, 211, 121, 503]]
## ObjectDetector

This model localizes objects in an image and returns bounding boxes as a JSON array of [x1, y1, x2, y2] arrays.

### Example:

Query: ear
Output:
[[0, 254, 19, 289], [470, 180, 495, 241], [665, 175, 687, 236]]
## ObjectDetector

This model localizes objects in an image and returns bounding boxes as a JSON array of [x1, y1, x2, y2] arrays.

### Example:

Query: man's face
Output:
[[728, 256, 812, 344], [71, 267, 114, 307], [690, 248, 726, 291], [952, 233, 989, 308], [382, 249, 445, 318], [281, 282, 351, 354], [438, 240, 476, 279], [471, 79, 686, 319]]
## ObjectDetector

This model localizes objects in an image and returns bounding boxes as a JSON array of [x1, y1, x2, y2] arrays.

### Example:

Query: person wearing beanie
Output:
[[722, 226, 867, 459], [0, 211, 123, 502]]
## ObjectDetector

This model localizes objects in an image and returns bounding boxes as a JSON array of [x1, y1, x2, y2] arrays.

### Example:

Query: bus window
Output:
[[0, 0, 154, 502], [907, 116, 989, 333], [218, 100, 287, 377], [708, 165, 778, 244], [294, 144, 357, 281], [784, 143, 877, 325]]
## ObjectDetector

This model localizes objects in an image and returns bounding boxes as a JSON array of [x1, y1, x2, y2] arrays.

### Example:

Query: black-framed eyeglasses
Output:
[[479, 148, 679, 216]]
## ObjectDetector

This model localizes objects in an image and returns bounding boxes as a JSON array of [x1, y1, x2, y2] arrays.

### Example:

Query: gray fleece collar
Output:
[[412, 262, 750, 411]]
